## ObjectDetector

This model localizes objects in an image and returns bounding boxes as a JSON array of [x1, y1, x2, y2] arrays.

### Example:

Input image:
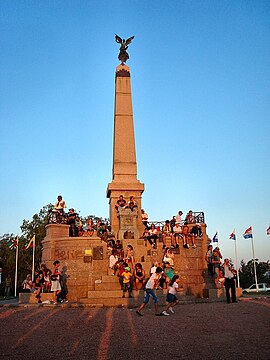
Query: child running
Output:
[[162, 275, 180, 316], [136, 266, 163, 316]]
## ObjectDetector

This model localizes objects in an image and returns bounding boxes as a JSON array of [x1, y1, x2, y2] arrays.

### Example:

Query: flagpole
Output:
[[250, 233, 258, 291], [31, 236, 35, 281], [14, 238, 19, 297], [234, 236, 240, 288]]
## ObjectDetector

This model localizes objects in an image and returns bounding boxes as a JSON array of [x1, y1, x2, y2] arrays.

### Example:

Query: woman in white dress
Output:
[[51, 260, 62, 304]]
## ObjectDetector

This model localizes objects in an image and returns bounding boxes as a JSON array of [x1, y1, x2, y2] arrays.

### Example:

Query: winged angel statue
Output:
[[115, 34, 135, 64]]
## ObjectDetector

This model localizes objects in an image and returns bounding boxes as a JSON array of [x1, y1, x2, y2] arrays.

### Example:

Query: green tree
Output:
[[0, 204, 53, 294], [239, 259, 269, 288]]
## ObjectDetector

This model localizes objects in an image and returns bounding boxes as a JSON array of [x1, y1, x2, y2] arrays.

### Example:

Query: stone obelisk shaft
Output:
[[107, 64, 144, 235]]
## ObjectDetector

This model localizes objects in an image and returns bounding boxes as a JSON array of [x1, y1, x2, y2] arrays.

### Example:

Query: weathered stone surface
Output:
[[118, 207, 139, 240]]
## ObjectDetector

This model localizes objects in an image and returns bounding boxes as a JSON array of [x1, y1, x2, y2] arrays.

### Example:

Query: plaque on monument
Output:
[[83, 256, 92, 263], [93, 246, 103, 260]]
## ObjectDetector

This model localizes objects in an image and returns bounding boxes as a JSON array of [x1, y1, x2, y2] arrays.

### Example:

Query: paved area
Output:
[[0, 298, 269, 360]]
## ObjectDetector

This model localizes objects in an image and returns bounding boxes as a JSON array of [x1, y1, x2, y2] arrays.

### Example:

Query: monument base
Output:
[[39, 223, 222, 304]]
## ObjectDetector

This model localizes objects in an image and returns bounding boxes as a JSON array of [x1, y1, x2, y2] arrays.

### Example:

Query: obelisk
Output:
[[107, 35, 144, 236]]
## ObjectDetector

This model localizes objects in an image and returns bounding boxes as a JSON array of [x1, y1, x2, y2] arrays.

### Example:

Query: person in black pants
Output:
[[223, 258, 237, 303]]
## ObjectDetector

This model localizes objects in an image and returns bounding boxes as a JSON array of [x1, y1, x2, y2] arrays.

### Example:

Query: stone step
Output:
[[87, 290, 126, 298], [19, 292, 53, 304], [101, 275, 120, 283], [95, 281, 121, 291], [82, 290, 164, 307]]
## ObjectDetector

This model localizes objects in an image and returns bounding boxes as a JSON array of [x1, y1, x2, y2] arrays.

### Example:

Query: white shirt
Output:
[[54, 199, 66, 210], [109, 255, 118, 268], [173, 225, 182, 234], [224, 264, 235, 279], [146, 272, 159, 289], [168, 282, 179, 295]]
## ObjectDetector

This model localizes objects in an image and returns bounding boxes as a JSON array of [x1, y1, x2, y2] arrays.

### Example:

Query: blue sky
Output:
[[1, 1, 269, 264]]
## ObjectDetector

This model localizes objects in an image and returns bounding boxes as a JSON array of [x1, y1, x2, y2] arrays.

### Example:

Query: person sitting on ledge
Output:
[[75, 216, 83, 236], [190, 223, 203, 238], [97, 223, 108, 242], [116, 260, 128, 290], [162, 247, 175, 266], [175, 210, 183, 225], [162, 220, 173, 248], [115, 195, 127, 210], [86, 218, 95, 237], [185, 210, 203, 237], [115, 240, 124, 258], [172, 222, 182, 248], [181, 224, 196, 249], [185, 210, 195, 225], [107, 225, 115, 245], [141, 209, 149, 229], [33, 270, 43, 303], [109, 249, 119, 275], [125, 196, 137, 211], [134, 262, 146, 291], [144, 224, 158, 247]]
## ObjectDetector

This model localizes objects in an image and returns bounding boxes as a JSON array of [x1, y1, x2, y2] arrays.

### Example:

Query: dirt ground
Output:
[[0, 298, 269, 360]]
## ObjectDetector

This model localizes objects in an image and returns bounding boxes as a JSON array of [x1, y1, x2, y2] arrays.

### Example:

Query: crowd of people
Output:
[[130, 249, 182, 316], [48, 195, 113, 238], [142, 209, 203, 249], [48, 195, 204, 250], [108, 241, 183, 311], [21, 261, 68, 304], [45, 195, 237, 310]]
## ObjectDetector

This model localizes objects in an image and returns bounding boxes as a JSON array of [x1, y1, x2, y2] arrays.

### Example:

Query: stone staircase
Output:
[[77, 236, 212, 307], [38, 223, 227, 307]]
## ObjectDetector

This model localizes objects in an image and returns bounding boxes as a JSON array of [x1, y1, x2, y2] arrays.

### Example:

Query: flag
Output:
[[267, 226, 270, 236], [229, 231, 236, 241], [8, 237, 18, 250], [212, 232, 218, 243], [24, 235, 35, 250], [243, 226, 253, 239]]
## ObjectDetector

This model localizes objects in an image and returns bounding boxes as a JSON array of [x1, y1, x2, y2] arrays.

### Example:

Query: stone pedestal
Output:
[[117, 207, 139, 240]]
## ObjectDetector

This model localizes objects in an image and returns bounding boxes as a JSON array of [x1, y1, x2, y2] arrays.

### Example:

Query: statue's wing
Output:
[[125, 35, 135, 45], [115, 34, 123, 44]]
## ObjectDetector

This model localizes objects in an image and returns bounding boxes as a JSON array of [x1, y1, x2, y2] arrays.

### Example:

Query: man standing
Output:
[[136, 267, 163, 316], [54, 195, 67, 223], [223, 258, 237, 304]]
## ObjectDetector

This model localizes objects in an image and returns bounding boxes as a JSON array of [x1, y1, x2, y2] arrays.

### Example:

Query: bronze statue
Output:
[[115, 34, 135, 64]]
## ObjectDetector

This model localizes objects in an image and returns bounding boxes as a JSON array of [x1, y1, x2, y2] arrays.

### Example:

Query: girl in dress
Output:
[[162, 275, 181, 316], [50, 260, 62, 304]]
